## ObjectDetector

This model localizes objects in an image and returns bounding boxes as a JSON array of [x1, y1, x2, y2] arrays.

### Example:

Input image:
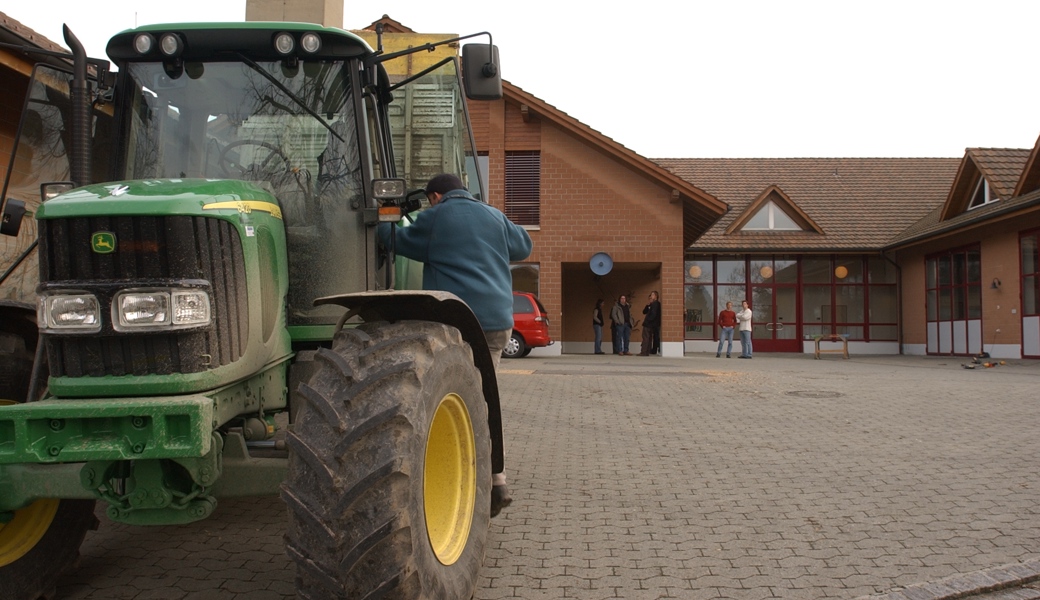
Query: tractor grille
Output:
[[39, 216, 248, 377]]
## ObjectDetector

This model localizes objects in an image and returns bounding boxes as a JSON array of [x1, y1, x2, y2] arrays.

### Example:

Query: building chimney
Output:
[[245, 0, 344, 28]]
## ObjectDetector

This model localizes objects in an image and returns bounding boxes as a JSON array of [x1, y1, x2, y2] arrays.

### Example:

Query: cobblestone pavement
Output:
[[53, 354, 1040, 599]]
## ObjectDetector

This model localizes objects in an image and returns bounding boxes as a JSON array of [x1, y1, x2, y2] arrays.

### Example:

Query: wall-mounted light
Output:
[[759, 265, 774, 279], [835, 265, 849, 280], [992, 277, 1002, 289], [688, 265, 702, 279]]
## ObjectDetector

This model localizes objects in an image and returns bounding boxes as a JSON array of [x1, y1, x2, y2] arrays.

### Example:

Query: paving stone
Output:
[[48, 354, 1040, 600]]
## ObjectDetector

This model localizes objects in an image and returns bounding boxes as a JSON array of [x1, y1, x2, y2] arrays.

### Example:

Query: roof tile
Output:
[[655, 158, 960, 252]]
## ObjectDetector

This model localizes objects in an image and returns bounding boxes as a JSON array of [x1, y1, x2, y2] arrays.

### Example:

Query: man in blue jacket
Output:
[[377, 173, 532, 517]]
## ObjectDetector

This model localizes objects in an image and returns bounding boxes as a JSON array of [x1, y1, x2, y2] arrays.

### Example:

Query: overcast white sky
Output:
[[9, 1, 1040, 158]]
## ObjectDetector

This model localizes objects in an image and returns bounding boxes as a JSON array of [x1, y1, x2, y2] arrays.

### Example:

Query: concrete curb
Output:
[[856, 560, 1040, 600]]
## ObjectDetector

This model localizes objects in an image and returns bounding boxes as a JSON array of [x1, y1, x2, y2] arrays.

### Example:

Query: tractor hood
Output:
[[36, 179, 283, 222]]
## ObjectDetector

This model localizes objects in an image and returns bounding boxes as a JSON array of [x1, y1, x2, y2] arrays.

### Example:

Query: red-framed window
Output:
[[925, 246, 982, 325], [1022, 230, 1039, 317], [683, 254, 898, 341]]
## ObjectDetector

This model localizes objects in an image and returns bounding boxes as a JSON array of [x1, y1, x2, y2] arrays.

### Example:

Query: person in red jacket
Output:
[[716, 301, 737, 358]]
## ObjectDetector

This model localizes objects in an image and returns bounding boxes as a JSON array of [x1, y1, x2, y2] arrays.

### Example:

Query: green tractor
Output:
[[0, 21, 504, 599]]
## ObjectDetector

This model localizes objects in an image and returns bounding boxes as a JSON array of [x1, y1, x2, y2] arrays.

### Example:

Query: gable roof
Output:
[[939, 147, 1031, 220], [0, 11, 66, 53], [655, 158, 960, 252], [1013, 133, 1040, 196], [890, 186, 1040, 250], [0, 11, 71, 75], [362, 15, 415, 34], [724, 185, 823, 234], [502, 82, 727, 245]]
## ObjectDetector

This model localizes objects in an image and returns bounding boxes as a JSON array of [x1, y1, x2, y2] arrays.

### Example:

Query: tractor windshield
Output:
[[122, 59, 363, 225], [121, 59, 366, 323]]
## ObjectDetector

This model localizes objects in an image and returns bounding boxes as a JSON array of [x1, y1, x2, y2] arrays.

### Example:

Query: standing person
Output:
[[639, 291, 661, 356], [716, 301, 737, 358], [377, 173, 531, 517], [611, 295, 634, 355], [736, 300, 754, 359], [592, 299, 605, 354]]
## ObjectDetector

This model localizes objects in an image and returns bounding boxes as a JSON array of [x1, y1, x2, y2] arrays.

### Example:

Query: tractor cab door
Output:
[[380, 54, 487, 289], [385, 55, 486, 203]]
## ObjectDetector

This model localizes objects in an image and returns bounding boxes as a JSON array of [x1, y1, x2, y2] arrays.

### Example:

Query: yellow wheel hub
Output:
[[0, 399, 60, 567], [423, 393, 476, 566], [0, 499, 59, 567]]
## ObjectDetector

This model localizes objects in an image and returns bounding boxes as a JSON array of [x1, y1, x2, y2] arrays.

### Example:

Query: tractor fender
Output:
[[314, 290, 506, 474]]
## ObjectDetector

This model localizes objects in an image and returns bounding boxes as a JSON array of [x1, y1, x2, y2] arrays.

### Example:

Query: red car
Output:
[[504, 292, 553, 358]]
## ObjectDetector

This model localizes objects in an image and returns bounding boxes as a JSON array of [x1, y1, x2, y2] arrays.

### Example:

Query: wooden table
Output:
[[814, 334, 849, 359]]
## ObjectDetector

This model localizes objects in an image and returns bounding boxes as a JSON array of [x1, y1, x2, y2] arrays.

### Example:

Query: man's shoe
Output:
[[726, 355, 731, 358], [716, 354, 720, 358], [491, 484, 512, 518]]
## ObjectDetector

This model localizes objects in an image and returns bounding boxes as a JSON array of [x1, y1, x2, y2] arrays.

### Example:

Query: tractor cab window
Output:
[[122, 60, 362, 210]]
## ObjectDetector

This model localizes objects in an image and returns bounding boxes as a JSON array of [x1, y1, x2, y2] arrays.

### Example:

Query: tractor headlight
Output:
[[117, 291, 170, 328], [39, 294, 102, 332], [373, 178, 406, 200], [300, 32, 322, 54], [114, 288, 211, 331], [274, 32, 295, 55], [159, 33, 183, 57], [133, 33, 155, 55]]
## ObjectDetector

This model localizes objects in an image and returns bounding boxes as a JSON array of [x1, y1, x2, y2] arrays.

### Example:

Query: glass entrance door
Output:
[[749, 257, 801, 352]]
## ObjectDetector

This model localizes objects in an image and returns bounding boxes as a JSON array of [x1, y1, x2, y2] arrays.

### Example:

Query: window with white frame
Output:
[[741, 201, 802, 230], [968, 178, 998, 209]]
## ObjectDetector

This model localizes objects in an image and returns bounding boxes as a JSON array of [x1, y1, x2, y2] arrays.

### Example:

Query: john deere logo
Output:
[[91, 232, 116, 254]]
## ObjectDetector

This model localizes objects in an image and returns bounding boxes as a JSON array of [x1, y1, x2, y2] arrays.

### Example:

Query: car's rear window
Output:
[[513, 294, 534, 313]]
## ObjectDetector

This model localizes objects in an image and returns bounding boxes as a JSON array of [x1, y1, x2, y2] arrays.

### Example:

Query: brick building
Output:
[[887, 141, 1040, 358], [466, 83, 726, 357], [656, 157, 961, 356]]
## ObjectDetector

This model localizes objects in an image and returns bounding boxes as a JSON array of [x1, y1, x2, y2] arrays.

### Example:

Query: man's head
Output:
[[619, 295, 627, 305], [726, 301, 732, 310], [742, 300, 750, 309], [424, 173, 465, 205], [649, 291, 659, 302]]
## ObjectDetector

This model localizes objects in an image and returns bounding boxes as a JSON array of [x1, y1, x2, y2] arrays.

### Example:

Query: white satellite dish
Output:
[[590, 252, 613, 276]]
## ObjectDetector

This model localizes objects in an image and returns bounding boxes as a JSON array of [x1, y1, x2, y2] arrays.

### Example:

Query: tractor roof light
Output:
[[159, 33, 183, 57], [133, 33, 155, 55], [300, 32, 322, 54], [274, 32, 295, 55]]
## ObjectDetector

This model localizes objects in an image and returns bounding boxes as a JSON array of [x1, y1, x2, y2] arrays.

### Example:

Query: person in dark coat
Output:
[[639, 291, 661, 356]]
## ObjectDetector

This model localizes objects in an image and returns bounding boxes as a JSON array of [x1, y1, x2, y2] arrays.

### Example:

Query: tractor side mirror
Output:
[[0, 199, 26, 237], [461, 44, 502, 101]]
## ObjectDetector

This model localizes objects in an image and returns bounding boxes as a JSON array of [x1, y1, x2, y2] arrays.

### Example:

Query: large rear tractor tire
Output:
[[0, 494, 98, 600], [283, 321, 491, 599]]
